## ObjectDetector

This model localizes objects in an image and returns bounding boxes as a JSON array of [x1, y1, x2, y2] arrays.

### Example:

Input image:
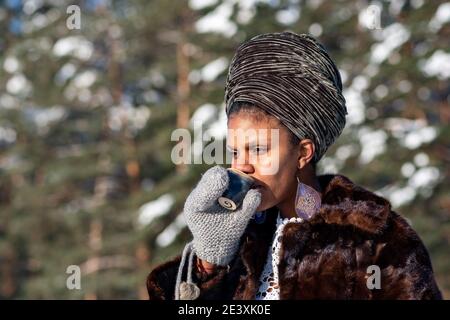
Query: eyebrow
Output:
[[226, 142, 269, 151]]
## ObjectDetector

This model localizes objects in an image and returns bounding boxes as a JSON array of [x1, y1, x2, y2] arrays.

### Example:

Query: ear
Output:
[[297, 139, 315, 169]]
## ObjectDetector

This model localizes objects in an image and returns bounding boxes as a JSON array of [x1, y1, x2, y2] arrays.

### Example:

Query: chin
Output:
[[256, 201, 275, 212], [253, 187, 278, 212]]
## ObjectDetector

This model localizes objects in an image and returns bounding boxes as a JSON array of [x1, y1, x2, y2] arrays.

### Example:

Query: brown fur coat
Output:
[[147, 174, 442, 300]]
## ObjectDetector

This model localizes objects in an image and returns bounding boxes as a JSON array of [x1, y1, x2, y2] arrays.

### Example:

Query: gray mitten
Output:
[[184, 165, 261, 266], [174, 166, 261, 299]]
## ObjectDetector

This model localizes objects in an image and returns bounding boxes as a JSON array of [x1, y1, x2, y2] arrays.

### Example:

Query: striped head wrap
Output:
[[225, 32, 347, 164]]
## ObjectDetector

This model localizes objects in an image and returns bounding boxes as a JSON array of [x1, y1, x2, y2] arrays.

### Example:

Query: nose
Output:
[[232, 163, 255, 174], [231, 153, 255, 174]]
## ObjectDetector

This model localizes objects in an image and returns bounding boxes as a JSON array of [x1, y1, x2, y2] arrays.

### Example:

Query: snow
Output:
[[308, 23, 322, 37], [149, 70, 166, 88], [156, 213, 187, 247], [342, 87, 365, 125], [402, 126, 438, 150], [201, 57, 229, 82], [181, 103, 228, 164], [339, 69, 348, 84], [0, 94, 18, 110], [387, 165, 441, 201], [20, 11, 39, 32], [307, 0, 323, 10], [204, 104, 228, 139], [401, 162, 415, 178], [190, 103, 217, 129], [276, 6, 300, 25], [388, 185, 417, 208], [190, 103, 227, 140], [32, 13, 48, 29], [428, 2, 450, 32], [408, 166, 440, 189], [195, 1, 237, 38], [357, 127, 388, 165], [23, 8, 60, 33], [389, 0, 406, 16], [72, 70, 97, 88], [137, 194, 175, 227], [6, 73, 32, 96], [397, 80, 412, 93], [3, 56, 20, 73], [419, 50, 450, 80], [107, 104, 151, 133], [362, 63, 379, 78], [0, 126, 17, 144], [236, 1, 257, 24], [370, 23, 410, 65], [189, 0, 218, 10], [373, 123, 440, 208], [352, 75, 370, 91], [414, 152, 429, 167], [55, 63, 77, 85], [142, 90, 160, 104], [24, 106, 67, 130], [53, 36, 93, 61], [374, 84, 388, 100], [411, 0, 424, 9], [335, 144, 358, 162], [78, 88, 92, 103], [318, 156, 341, 174], [384, 118, 438, 150], [23, 0, 43, 15], [188, 70, 202, 85], [190, 0, 264, 25], [343, 74, 371, 126], [188, 104, 218, 161]]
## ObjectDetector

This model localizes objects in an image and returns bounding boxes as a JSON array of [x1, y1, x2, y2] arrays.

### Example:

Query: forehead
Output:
[[227, 114, 289, 145]]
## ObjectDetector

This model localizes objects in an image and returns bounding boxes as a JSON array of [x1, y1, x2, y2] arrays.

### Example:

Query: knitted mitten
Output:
[[175, 166, 261, 300], [184, 165, 261, 266]]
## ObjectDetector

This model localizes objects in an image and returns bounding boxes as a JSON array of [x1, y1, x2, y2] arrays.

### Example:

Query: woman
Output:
[[147, 32, 442, 300]]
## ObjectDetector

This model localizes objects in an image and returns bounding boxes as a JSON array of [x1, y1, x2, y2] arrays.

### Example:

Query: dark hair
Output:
[[227, 101, 317, 170]]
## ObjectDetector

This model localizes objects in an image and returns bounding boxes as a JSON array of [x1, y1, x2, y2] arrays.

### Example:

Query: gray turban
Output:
[[225, 32, 347, 163]]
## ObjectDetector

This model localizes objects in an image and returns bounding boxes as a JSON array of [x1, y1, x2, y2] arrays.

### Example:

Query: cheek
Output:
[[258, 164, 295, 200], [254, 153, 276, 171], [266, 155, 297, 196], [253, 150, 283, 177], [274, 170, 295, 196]]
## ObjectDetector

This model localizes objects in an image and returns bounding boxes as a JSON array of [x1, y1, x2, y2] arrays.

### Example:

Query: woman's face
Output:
[[227, 113, 300, 212]]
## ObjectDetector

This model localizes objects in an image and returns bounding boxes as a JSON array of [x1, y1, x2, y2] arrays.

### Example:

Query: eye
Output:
[[227, 147, 239, 158], [251, 146, 268, 155]]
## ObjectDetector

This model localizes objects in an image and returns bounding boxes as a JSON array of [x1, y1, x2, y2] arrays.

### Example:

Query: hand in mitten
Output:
[[184, 166, 261, 266]]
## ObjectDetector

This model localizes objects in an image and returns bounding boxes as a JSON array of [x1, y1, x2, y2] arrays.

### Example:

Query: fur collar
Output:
[[237, 173, 393, 299], [315, 174, 391, 234]]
